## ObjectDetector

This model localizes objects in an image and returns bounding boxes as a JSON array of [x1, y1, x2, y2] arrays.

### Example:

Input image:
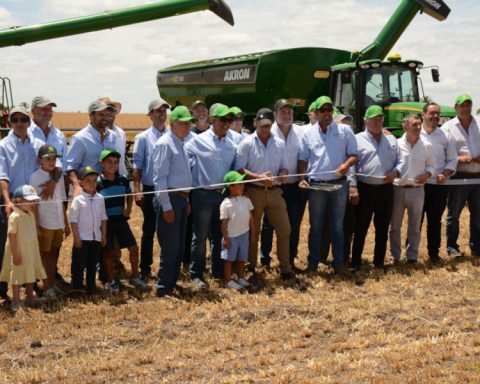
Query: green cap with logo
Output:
[[364, 105, 384, 118], [315, 96, 333, 110], [99, 148, 121, 161], [455, 93, 472, 105], [230, 106, 246, 117], [307, 101, 317, 113], [78, 166, 99, 180], [222, 170, 247, 193], [38, 144, 61, 158], [170, 106, 197, 122], [211, 104, 235, 117]]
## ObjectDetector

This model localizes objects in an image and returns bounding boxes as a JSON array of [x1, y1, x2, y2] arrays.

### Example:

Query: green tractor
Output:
[[157, 0, 455, 135]]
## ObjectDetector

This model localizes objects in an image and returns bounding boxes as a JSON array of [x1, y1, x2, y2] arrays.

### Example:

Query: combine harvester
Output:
[[0, 0, 234, 133], [157, 0, 453, 135]]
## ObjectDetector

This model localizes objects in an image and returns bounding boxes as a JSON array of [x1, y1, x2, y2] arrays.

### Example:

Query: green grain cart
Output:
[[157, 0, 454, 134]]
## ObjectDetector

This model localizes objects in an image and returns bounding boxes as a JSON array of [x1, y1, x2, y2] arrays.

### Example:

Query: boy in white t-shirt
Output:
[[30, 144, 70, 299], [220, 171, 255, 290]]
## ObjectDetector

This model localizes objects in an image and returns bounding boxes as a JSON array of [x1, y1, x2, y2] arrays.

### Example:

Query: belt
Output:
[[453, 172, 480, 179], [200, 188, 223, 193], [399, 185, 422, 189], [309, 176, 346, 185], [169, 190, 189, 199], [247, 184, 280, 191]]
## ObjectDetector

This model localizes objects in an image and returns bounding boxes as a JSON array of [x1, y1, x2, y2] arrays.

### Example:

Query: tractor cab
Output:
[[330, 55, 455, 136]]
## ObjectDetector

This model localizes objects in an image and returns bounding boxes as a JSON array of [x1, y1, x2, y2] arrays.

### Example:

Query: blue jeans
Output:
[[154, 193, 188, 293], [260, 183, 307, 266], [139, 185, 156, 279], [307, 181, 348, 268], [446, 184, 480, 254], [190, 189, 224, 279]]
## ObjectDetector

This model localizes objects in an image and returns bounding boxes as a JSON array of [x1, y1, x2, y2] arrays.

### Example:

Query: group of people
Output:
[[0, 91, 479, 309]]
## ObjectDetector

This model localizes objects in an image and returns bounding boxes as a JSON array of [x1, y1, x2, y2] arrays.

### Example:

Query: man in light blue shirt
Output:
[[349, 106, 404, 269], [65, 100, 116, 196], [132, 98, 170, 281], [152, 106, 194, 296], [0, 106, 44, 301], [298, 96, 357, 273], [235, 107, 294, 280], [185, 104, 238, 287]]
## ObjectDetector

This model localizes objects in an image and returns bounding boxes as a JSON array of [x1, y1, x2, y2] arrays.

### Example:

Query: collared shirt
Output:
[[97, 174, 131, 217], [271, 122, 303, 183], [0, 133, 44, 193], [153, 131, 192, 211], [111, 125, 128, 177], [185, 128, 237, 188], [441, 116, 480, 173], [234, 131, 288, 186], [350, 130, 405, 186], [395, 134, 436, 186], [30, 168, 66, 230], [133, 125, 168, 186], [191, 124, 210, 135], [298, 122, 357, 181], [69, 191, 107, 241], [421, 126, 458, 183], [29, 121, 68, 170], [65, 124, 116, 174], [227, 129, 245, 145]]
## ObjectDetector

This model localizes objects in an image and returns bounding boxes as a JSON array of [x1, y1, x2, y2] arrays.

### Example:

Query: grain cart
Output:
[[157, 0, 454, 134]]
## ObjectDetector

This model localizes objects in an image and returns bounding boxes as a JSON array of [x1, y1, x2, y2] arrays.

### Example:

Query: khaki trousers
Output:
[[246, 186, 292, 273]]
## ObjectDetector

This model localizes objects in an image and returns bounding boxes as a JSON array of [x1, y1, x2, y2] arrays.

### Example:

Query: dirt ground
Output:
[[0, 205, 479, 383]]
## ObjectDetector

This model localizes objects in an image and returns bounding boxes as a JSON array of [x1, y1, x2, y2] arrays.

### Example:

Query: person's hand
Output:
[[298, 179, 310, 189], [101, 235, 107, 248], [40, 178, 57, 200], [415, 172, 431, 185], [258, 171, 273, 187], [223, 237, 231, 250], [64, 224, 71, 238], [458, 155, 472, 164], [278, 169, 288, 184], [73, 237, 82, 249], [250, 230, 257, 243], [163, 210, 175, 224], [134, 192, 144, 209], [13, 252, 21, 266], [383, 170, 398, 184], [336, 163, 349, 177], [73, 184, 83, 197], [5, 201, 14, 219], [349, 186, 359, 206], [436, 173, 447, 184], [122, 207, 132, 219], [472, 156, 480, 164]]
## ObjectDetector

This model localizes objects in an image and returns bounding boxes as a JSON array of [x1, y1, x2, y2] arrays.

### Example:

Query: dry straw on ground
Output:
[[1, 206, 479, 383]]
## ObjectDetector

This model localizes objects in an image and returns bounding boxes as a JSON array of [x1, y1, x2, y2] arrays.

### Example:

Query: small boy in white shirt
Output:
[[69, 166, 107, 293], [220, 171, 255, 290], [30, 144, 70, 299]]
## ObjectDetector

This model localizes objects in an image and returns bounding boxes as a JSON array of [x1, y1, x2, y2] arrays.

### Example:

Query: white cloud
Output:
[[0, 0, 478, 113]]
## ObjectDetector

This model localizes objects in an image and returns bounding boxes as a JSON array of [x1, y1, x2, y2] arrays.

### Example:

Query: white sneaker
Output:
[[192, 277, 207, 290], [236, 278, 250, 288], [129, 277, 152, 291], [226, 280, 243, 291], [44, 288, 57, 300], [108, 280, 120, 294]]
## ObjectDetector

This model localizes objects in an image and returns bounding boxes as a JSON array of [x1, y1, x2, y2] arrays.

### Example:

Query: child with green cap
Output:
[[219, 171, 255, 290]]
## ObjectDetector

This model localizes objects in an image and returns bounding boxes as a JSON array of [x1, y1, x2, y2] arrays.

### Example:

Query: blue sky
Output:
[[0, 0, 478, 114]]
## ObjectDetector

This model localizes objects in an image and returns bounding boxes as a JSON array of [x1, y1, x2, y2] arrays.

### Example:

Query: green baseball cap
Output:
[[170, 106, 197, 122], [211, 104, 235, 118], [230, 106, 246, 117], [455, 93, 472, 105], [78, 166, 99, 180], [38, 144, 61, 158], [307, 101, 317, 113], [222, 171, 247, 193], [315, 96, 333, 109], [364, 105, 384, 118], [99, 148, 121, 161], [274, 98, 294, 111]]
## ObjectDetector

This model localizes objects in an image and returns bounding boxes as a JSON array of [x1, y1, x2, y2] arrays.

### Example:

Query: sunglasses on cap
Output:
[[10, 117, 30, 123], [317, 107, 333, 113]]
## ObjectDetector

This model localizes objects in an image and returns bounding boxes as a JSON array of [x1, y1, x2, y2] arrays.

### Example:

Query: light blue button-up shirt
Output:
[[298, 122, 357, 181], [349, 130, 405, 186], [0, 133, 44, 193], [185, 128, 237, 189], [65, 124, 116, 173], [133, 125, 169, 186], [271, 122, 304, 183], [153, 131, 192, 211], [234, 131, 288, 186], [28, 121, 68, 170]]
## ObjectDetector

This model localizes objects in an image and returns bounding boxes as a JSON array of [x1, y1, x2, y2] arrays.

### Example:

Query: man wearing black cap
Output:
[[260, 99, 307, 271], [235, 107, 294, 280]]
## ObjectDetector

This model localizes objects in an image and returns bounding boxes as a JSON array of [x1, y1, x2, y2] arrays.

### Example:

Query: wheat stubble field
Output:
[[0, 204, 479, 383]]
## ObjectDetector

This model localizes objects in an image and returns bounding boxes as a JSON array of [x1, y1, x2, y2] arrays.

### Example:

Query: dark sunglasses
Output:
[[317, 107, 333, 113], [220, 117, 234, 123], [10, 117, 30, 123]]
